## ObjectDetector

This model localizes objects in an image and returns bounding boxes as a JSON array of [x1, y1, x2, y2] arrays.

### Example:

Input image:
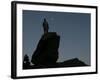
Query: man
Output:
[[43, 18, 49, 34]]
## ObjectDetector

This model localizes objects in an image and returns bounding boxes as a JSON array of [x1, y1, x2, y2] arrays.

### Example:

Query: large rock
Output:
[[31, 32, 60, 66]]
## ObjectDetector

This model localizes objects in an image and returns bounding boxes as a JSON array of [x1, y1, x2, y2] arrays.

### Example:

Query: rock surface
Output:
[[24, 58, 88, 69]]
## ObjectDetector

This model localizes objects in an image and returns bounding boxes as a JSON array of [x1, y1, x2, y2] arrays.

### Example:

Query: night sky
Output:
[[23, 10, 90, 65]]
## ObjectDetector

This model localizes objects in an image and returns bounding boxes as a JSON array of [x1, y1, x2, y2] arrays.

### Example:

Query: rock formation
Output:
[[31, 32, 60, 66]]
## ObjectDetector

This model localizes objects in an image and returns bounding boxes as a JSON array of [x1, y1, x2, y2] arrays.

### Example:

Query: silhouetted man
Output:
[[43, 18, 49, 34]]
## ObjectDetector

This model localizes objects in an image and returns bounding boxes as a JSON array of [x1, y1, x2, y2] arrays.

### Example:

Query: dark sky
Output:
[[23, 10, 90, 65]]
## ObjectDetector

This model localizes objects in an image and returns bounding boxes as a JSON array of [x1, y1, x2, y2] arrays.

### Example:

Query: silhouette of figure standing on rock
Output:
[[43, 18, 49, 34]]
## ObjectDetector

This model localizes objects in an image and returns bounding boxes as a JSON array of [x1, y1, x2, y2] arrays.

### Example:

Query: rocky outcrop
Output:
[[31, 32, 60, 66], [57, 58, 87, 67]]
